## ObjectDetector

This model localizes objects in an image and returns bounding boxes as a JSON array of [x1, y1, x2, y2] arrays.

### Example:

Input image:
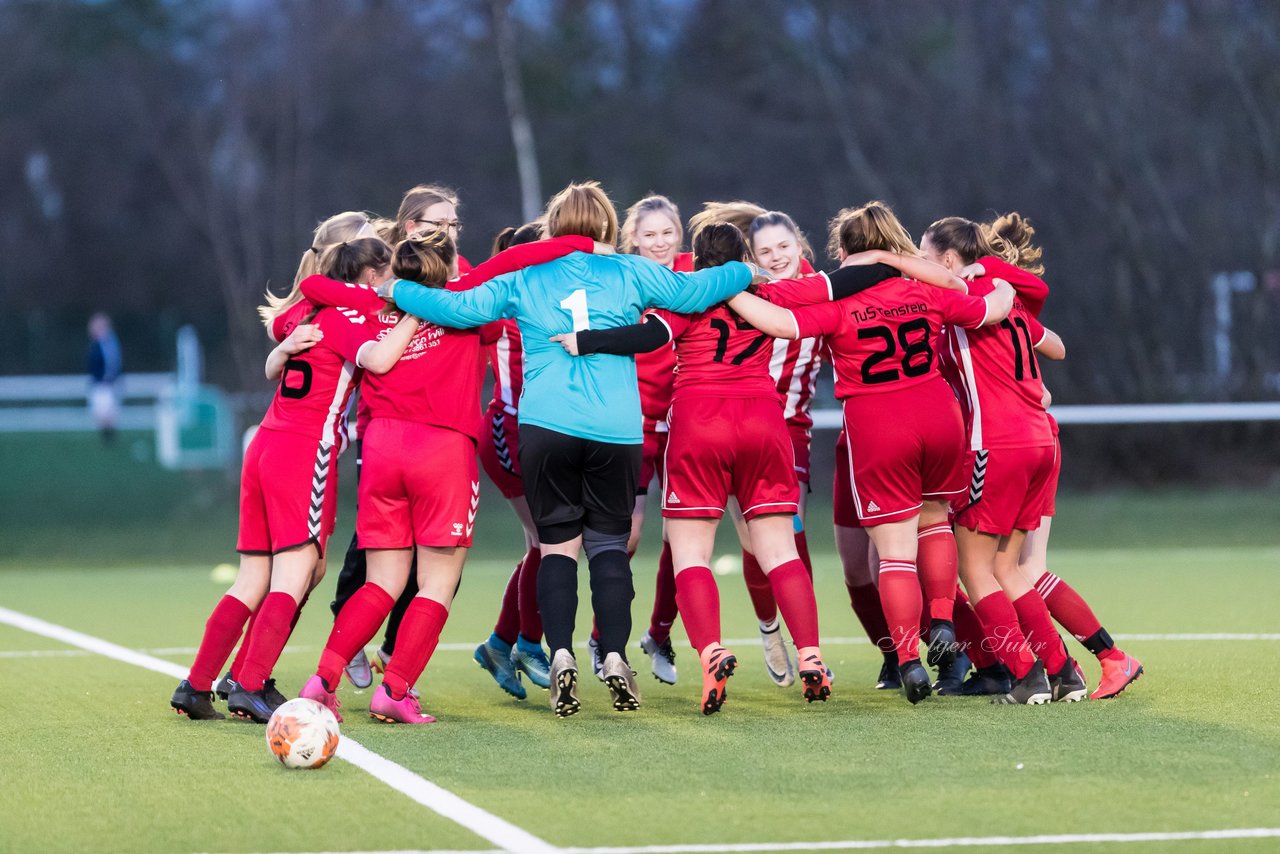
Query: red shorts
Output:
[[841, 379, 967, 526], [832, 429, 858, 528], [638, 427, 669, 495], [478, 402, 523, 499], [662, 396, 798, 521], [788, 423, 812, 486], [955, 444, 1056, 536], [237, 426, 339, 555], [358, 418, 479, 549], [1042, 433, 1061, 517]]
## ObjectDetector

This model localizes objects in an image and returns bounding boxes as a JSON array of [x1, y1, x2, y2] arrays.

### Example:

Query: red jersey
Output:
[[664, 274, 832, 402], [636, 251, 694, 431], [259, 303, 379, 445], [941, 277, 1052, 450], [791, 277, 990, 399], [979, 255, 1049, 318]]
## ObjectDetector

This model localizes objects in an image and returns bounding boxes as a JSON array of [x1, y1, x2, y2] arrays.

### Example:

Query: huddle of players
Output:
[[169, 180, 1143, 725]]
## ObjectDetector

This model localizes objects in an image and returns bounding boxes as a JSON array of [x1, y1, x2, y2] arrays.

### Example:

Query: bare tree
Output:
[[490, 0, 543, 221]]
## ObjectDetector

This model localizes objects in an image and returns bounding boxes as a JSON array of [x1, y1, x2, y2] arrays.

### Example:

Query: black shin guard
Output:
[[1082, 626, 1115, 657], [588, 549, 634, 658], [538, 554, 580, 654]]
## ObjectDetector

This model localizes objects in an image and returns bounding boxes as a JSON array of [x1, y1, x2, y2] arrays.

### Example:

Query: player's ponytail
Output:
[[490, 221, 543, 257], [319, 237, 393, 284], [985, 212, 1044, 275], [921, 216, 1009, 266], [692, 222, 749, 271], [827, 201, 918, 260], [258, 211, 377, 328], [393, 230, 457, 289]]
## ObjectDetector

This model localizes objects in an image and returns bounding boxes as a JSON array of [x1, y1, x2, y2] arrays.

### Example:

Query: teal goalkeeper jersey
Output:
[[392, 253, 751, 444]]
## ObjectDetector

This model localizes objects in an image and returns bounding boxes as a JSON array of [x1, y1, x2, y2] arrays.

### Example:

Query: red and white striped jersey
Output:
[[768, 258, 821, 431], [481, 319, 523, 414], [940, 277, 1053, 450], [260, 302, 378, 446]]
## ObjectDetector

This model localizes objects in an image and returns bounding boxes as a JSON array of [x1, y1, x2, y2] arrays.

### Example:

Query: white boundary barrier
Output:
[[0, 372, 174, 433], [811, 401, 1280, 429]]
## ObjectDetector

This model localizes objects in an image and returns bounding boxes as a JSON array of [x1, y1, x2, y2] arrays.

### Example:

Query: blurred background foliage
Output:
[[1, 1, 1278, 413]]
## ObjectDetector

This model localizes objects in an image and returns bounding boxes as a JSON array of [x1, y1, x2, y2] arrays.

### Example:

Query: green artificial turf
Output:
[[2, 431, 1278, 852]]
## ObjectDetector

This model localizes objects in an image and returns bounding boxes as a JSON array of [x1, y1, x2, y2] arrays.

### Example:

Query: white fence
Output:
[[810, 401, 1280, 430], [0, 373, 174, 433]]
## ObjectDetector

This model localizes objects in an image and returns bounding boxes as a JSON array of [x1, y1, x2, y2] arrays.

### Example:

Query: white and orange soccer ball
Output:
[[266, 698, 340, 769]]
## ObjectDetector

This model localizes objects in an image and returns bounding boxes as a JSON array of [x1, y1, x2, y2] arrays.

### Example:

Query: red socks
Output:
[[517, 546, 542, 642], [384, 597, 449, 700], [794, 529, 813, 579], [953, 587, 998, 669], [972, 592, 1037, 680], [188, 595, 251, 692], [237, 591, 298, 691], [1012, 589, 1069, 674], [877, 560, 923, 665], [493, 563, 521, 646], [742, 549, 778, 623], [917, 524, 957, 621], [1036, 571, 1106, 645], [317, 583, 394, 690], [846, 582, 892, 652], [648, 542, 678, 645], [674, 566, 720, 652], [767, 559, 819, 649]]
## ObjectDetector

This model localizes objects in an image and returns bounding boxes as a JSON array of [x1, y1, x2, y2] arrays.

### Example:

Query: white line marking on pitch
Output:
[[0, 606, 558, 854], [276, 826, 1280, 853], [4, 633, 1278, 660]]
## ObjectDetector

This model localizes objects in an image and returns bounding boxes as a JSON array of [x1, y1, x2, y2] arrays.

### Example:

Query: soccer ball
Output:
[[266, 698, 340, 769]]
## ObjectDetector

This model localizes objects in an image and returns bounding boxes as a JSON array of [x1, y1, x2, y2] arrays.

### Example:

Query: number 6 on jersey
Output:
[[560, 289, 590, 331]]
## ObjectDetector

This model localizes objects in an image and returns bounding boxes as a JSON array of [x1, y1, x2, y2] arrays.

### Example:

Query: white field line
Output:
[[274, 826, 1280, 854], [4, 632, 1278, 661], [0, 606, 558, 854]]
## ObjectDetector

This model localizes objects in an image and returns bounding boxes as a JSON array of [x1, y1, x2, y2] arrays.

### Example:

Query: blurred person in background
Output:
[[86, 312, 122, 444]]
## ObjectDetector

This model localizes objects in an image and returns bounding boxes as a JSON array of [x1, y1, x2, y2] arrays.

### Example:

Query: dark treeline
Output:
[[2, 0, 1278, 408]]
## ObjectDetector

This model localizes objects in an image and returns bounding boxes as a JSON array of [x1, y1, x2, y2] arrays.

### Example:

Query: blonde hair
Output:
[[393, 184, 460, 243], [688, 200, 766, 243], [258, 211, 375, 327], [620, 195, 682, 254], [545, 181, 618, 244], [986, 212, 1044, 275], [922, 216, 1008, 266], [393, 231, 457, 288], [827, 200, 918, 259]]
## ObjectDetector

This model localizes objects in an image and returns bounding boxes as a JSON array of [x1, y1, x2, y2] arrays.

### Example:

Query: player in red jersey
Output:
[[170, 237, 419, 723], [606, 194, 692, 687], [202, 211, 382, 703], [744, 210, 822, 686], [473, 222, 615, 698], [729, 202, 1012, 704], [330, 185, 471, 689], [295, 228, 605, 721], [921, 215, 1084, 704], [964, 214, 1142, 699]]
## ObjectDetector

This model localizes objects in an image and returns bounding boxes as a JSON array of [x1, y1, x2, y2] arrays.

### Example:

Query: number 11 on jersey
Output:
[[559, 288, 590, 331]]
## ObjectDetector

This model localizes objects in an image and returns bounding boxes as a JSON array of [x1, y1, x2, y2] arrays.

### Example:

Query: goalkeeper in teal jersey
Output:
[[386, 182, 752, 717]]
